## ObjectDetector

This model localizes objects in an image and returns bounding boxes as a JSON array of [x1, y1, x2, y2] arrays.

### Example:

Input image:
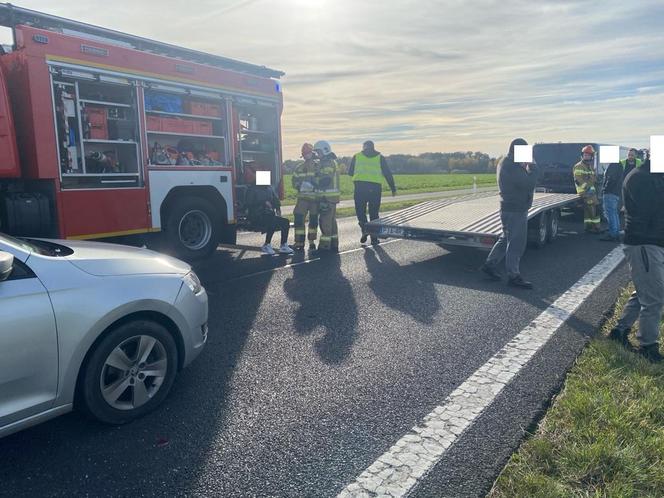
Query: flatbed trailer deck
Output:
[[366, 192, 580, 250]]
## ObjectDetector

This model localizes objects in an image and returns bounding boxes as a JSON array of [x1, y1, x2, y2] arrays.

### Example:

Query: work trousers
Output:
[[318, 201, 338, 251], [616, 245, 664, 347], [293, 198, 319, 247], [602, 193, 620, 238], [485, 210, 528, 279], [354, 181, 382, 240], [583, 194, 601, 230]]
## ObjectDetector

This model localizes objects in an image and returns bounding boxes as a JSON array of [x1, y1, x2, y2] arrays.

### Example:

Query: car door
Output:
[[0, 257, 58, 429]]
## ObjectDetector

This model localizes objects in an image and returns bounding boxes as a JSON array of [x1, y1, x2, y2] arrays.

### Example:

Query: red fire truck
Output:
[[0, 4, 284, 259]]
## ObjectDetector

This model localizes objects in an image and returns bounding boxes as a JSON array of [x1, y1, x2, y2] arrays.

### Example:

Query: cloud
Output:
[[10, 0, 663, 158]]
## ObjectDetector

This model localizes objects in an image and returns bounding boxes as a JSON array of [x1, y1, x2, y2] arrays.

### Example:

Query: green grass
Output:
[[489, 286, 664, 497], [282, 173, 496, 204], [284, 199, 425, 223]]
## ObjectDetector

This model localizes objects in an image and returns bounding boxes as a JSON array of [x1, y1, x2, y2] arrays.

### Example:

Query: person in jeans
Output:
[[608, 160, 664, 362], [600, 161, 623, 242], [245, 183, 294, 256], [480, 138, 539, 289]]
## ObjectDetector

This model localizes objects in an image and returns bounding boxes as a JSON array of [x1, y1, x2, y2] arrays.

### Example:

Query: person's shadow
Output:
[[284, 254, 358, 365], [364, 245, 440, 324]]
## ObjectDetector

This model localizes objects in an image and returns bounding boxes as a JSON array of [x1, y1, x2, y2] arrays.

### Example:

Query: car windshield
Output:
[[0, 232, 40, 253], [0, 232, 70, 257]]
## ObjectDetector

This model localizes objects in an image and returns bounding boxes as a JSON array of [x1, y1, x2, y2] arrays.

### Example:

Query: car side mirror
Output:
[[0, 251, 14, 282]]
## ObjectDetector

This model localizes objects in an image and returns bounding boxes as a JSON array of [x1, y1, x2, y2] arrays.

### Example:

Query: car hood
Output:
[[56, 239, 190, 276]]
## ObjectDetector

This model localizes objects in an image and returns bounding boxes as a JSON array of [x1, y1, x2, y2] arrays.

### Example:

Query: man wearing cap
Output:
[[348, 141, 397, 245], [573, 145, 601, 233]]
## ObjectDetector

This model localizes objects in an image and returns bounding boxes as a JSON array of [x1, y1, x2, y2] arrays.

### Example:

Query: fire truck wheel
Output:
[[78, 320, 178, 425], [166, 197, 221, 260]]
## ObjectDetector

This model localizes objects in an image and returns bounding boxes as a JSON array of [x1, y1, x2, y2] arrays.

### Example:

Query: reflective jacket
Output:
[[573, 160, 597, 196], [292, 158, 319, 200], [317, 154, 340, 203]]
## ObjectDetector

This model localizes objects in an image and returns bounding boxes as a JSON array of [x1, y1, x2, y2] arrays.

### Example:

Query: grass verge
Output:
[[282, 173, 496, 204], [489, 285, 664, 497], [284, 199, 426, 223]]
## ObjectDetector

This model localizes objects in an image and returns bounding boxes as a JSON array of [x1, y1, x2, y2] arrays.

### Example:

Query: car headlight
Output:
[[183, 271, 202, 294]]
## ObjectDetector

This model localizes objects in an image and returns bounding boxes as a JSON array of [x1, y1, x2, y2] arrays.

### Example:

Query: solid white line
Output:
[[337, 246, 625, 498], [228, 239, 402, 282]]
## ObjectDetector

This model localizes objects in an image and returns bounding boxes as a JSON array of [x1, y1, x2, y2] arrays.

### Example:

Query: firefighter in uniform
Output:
[[291, 143, 319, 251], [314, 140, 340, 252], [574, 144, 601, 233]]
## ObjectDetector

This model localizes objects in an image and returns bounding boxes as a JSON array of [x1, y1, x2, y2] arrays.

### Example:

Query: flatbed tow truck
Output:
[[366, 191, 580, 250]]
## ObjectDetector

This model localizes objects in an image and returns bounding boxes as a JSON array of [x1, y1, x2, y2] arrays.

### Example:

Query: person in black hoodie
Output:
[[600, 161, 623, 242], [480, 138, 539, 289], [348, 141, 397, 245], [608, 160, 664, 362]]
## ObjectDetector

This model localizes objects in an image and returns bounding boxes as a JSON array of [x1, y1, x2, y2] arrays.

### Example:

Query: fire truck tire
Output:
[[166, 197, 220, 260]]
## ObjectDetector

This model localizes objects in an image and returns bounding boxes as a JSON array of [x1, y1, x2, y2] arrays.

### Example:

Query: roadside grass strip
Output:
[[338, 247, 625, 497], [489, 285, 664, 497], [283, 174, 497, 203]]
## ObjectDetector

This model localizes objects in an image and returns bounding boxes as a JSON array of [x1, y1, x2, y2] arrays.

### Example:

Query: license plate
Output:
[[380, 226, 405, 237]]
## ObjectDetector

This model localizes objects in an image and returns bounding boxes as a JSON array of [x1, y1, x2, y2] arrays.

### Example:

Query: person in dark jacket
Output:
[[600, 162, 623, 242], [245, 183, 294, 256], [480, 138, 539, 289], [608, 160, 664, 362], [348, 141, 397, 245]]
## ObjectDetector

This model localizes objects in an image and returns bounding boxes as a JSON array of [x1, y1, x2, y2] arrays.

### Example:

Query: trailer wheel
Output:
[[528, 213, 548, 249], [166, 197, 220, 260], [546, 209, 559, 243]]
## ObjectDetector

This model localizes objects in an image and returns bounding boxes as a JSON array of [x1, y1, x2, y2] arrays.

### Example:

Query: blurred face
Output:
[[582, 153, 593, 163], [303, 150, 313, 160], [628, 150, 635, 161]]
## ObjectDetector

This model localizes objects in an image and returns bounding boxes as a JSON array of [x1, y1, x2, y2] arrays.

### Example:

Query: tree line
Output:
[[283, 151, 499, 174]]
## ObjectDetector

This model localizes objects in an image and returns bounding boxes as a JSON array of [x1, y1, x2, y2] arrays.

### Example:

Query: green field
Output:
[[283, 173, 496, 204]]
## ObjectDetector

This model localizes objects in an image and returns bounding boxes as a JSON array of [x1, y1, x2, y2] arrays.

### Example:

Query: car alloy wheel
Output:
[[100, 335, 168, 410]]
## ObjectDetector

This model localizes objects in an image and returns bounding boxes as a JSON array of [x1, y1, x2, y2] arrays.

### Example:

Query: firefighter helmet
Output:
[[313, 140, 332, 156], [581, 145, 595, 155], [301, 142, 314, 158]]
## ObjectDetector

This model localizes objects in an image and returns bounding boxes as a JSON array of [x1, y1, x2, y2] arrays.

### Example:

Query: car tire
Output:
[[527, 213, 548, 249], [80, 320, 179, 425], [546, 209, 559, 243], [166, 197, 220, 260]]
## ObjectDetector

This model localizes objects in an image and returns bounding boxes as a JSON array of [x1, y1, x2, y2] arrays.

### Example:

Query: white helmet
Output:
[[313, 140, 332, 156]]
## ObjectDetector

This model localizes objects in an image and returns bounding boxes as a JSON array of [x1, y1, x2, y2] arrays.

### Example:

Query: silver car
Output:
[[0, 233, 207, 439]]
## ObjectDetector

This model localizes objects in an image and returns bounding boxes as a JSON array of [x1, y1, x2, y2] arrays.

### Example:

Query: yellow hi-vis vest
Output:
[[352, 153, 383, 184]]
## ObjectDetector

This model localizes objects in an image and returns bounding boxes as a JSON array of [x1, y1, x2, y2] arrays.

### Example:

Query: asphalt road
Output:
[[0, 211, 628, 497]]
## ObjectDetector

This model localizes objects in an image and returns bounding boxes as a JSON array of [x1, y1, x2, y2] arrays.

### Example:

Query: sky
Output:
[[2, 0, 663, 159]]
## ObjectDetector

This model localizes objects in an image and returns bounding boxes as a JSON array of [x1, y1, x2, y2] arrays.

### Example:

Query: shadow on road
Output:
[[284, 254, 359, 365], [364, 245, 440, 324]]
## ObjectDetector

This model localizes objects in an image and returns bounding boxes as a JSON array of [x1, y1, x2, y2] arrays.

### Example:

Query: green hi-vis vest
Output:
[[620, 158, 643, 170], [352, 153, 383, 184]]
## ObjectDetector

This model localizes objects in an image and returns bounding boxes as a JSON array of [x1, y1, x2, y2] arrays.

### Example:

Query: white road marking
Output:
[[337, 246, 625, 498], [227, 239, 402, 281]]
